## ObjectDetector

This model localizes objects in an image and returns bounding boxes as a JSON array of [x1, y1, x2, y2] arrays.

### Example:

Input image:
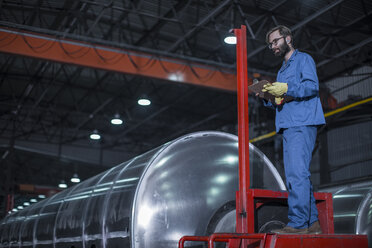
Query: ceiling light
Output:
[[111, 114, 123, 125], [23, 202, 30, 206], [17, 206, 24, 210], [168, 73, 184, 82], [90, 130, 101, 140], [71, 173, 81, 183], [138, 98, 151, 106], [38, 194, 46, 199], [30, 198, 37, 203], [58, 180, 68, 189], [224, 36, 236, 44], [12, 208, 18, 212]]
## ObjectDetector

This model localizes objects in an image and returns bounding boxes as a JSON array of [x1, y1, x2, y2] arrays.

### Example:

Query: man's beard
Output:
[[274, 42, 290, 57]]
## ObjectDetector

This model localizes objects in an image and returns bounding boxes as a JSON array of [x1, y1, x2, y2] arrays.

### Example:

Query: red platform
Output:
[[179, 233, 368, 248], [178, 188, 368, 247], [236, 189, 334, 234]]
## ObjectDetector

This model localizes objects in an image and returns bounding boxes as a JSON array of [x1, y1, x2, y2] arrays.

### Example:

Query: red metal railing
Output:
[[234, 24, 250, 235], [178, 233, 369, 248], [179, 233, 266, 248]]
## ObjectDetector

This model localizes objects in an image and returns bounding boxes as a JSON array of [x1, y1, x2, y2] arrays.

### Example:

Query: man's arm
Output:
[[286, 55, 319, 98]]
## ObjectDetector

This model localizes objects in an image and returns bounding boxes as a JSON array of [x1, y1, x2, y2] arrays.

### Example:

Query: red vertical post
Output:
[[234, 25, 250, 234], [6, 194, 14, 213]]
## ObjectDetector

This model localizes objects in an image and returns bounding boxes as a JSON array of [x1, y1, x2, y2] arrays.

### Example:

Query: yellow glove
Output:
[[275, 97, 284, 105], [262, 82, 288, 97], [262, 83, 271, 92]]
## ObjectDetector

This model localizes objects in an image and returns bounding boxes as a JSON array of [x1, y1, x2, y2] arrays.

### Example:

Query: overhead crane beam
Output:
[[0, 27, 237, 91]]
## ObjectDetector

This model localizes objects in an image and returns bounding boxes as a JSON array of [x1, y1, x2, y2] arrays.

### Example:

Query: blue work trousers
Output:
[[282, 126, 318, 229]]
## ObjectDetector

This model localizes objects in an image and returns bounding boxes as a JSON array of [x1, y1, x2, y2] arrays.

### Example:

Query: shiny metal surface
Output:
[[321, 181, 372, 247], [0, 131, 285, 248]]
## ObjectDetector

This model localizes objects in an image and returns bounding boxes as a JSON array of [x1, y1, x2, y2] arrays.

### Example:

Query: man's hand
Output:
[[262, 82, 288, 97], [275, 97, 284, 105]]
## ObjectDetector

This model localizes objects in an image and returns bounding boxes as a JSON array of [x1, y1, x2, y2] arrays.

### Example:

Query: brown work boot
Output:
[[271, 226, 308, 234], [307, 221, 322, 234]]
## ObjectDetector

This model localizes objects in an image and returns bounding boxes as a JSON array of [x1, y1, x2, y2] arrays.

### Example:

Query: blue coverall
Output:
[[264, 49, 326, 229]]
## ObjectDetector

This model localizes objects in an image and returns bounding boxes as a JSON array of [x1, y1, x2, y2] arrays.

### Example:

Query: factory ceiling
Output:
[[0, 0, 372, 215]]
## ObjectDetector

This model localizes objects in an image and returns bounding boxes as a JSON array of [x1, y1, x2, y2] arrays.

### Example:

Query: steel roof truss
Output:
[[167, 0, 233, 52], [248, 0, 345, 59]]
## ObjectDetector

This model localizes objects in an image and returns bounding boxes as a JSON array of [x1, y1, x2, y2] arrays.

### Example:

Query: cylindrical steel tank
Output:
[[320, 181, 372, 247], [0, 131, 285, 248]]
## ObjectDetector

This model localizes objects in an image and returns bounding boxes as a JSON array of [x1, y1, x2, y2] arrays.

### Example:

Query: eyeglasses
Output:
[[268, 36, 284, 49]]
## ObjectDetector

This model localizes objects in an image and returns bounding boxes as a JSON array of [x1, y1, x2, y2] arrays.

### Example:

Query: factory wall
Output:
[[325, 66, 372, 103]]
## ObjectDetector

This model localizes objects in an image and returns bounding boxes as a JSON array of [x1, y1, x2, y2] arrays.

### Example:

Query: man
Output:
[[262, 25, 325, 234]]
